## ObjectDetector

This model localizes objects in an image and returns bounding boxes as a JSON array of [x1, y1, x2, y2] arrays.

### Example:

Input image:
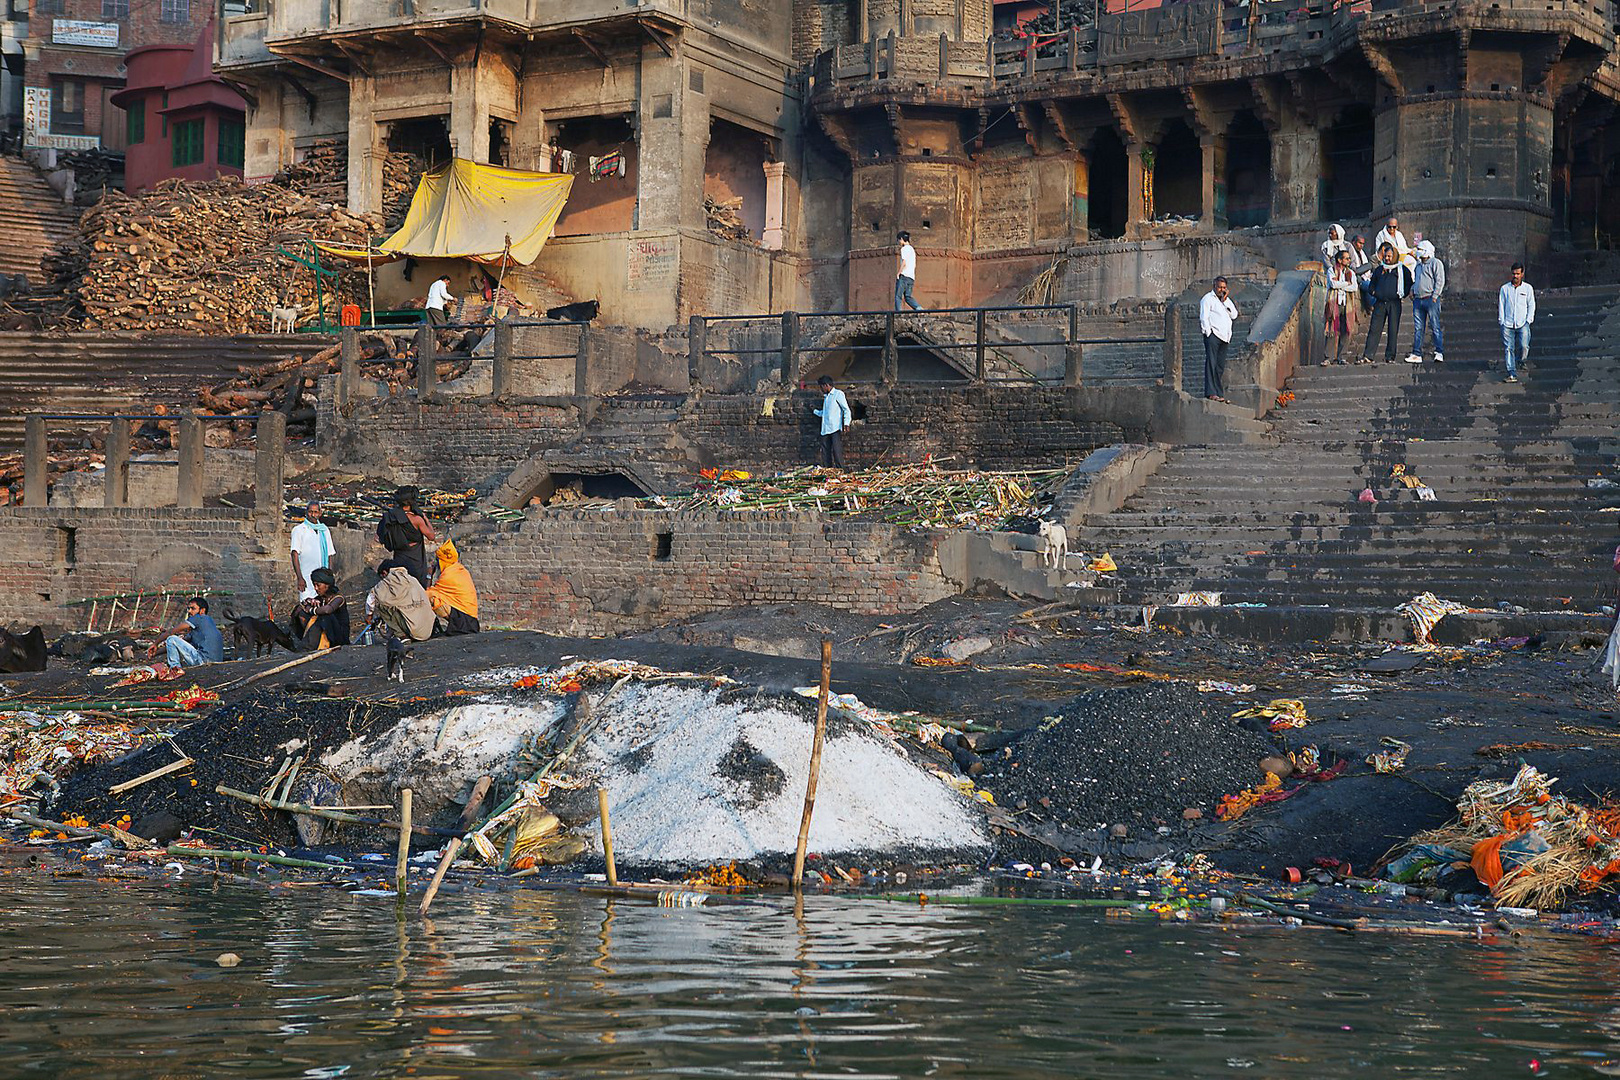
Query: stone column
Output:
[[450, 59, 491, 163], [176, 414, 204, 508], [346, 75, 382, 215], [1270, 114, 1320, 224], [339, 326, 360, 405], [1126, 141, 1148, 234], [416, 327, 437, 397], [104, 419, 130, 509], [492, 319, 513, 398], [254, 412, 287, 532], [23, 414, 46, 507], [574, 325, 592, 397], [762, 161, 787, 251], [1071, 150, 1090, 243], [1201, 135, 1227, 233]]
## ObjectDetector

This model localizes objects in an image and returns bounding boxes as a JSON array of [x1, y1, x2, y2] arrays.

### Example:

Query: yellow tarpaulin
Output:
[[316, 158, 573, 267]]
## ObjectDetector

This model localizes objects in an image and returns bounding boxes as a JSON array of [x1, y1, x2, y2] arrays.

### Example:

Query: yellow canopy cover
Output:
[[319, 158, 573, 267]]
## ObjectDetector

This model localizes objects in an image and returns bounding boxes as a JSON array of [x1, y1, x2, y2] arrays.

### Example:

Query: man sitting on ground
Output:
[[425, 539, 480, 636], [367, 563, 435, 643], [147, 596, 224, 667], [292, 568, 351, 650]]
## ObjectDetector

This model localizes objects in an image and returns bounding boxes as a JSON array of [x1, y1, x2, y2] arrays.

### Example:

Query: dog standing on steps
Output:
[[385, 636, 411, 683], [1038, 520, 1069, 569]]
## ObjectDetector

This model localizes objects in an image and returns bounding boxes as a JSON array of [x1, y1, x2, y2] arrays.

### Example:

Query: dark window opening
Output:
[[58, 526, 77, 573], [522, 469, 650, 508], [1086, 126, 1128, 239], [488, 118, 512, 167], [50, 78, 85, 135], [172, 118, 205, 167], [653, 532, 673, 560], [1322, 105, 1375, 222], [1223, 110, 1271, 228], [387, 115, 452, 170], [1151, 119, 1201, 219]]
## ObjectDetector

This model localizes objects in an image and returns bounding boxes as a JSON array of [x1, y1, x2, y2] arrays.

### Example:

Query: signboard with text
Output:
[[22, 86, 101, 151], [52, 19, 121, 47]]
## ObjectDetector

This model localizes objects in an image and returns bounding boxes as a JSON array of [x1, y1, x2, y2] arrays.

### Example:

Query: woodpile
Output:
[[704, 194, 752, 242], [59, 150, 124, 207], [42, 176, 384, 334], [270, 139, 423, 226]]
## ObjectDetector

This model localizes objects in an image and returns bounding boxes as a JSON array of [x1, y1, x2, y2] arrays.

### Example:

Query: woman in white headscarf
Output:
[[1321, 224, 1350, 272]]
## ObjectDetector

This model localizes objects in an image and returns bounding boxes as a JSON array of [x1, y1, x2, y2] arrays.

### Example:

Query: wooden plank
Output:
[[108, 756, 195, 795]]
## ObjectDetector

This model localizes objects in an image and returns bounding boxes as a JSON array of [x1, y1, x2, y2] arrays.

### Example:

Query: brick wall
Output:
[[461, 508, 958, 635], [326, 383, 1121, 495], [0, 507, 279, 632]]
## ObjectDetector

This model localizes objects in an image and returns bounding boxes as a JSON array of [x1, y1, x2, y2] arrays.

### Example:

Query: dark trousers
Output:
[[1202, 333, 1229, 399], [821, 431, 845, 468], [1363, 298, 1401, 360], [433, 608, 480, 637]]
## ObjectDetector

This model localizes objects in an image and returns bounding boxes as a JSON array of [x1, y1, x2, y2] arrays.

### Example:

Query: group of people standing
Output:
[[1321, 217, 1536, 382]]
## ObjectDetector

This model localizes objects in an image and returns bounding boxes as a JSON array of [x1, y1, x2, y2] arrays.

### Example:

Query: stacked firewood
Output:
[[41, 176, 384, 334], [703, 194, 751, 242], [271, 140, 349, 203]]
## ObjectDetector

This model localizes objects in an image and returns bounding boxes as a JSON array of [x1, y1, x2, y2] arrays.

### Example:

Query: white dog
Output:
[[1038, 519, 1068, 569], [270, 305, 300, 333]]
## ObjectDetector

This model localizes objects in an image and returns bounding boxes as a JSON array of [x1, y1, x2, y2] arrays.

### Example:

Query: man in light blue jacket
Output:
[[1406, 240, 1446, 364], [813, 374, 852, 469], [1498, 263, 1535, 384]]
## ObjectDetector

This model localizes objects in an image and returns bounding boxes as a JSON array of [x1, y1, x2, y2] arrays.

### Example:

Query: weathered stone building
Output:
[[217, 0, 1619, 317]]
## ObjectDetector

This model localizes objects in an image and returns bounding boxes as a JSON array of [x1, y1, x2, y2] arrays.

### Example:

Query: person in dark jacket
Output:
[[1360, 243, 1415, 364], [292, 568, 351, 650], [375, 486, 435, 587]]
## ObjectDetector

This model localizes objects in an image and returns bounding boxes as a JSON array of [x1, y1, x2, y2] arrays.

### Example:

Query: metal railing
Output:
[[341, 318, 593, 401], [689, 305, 1170, 390]]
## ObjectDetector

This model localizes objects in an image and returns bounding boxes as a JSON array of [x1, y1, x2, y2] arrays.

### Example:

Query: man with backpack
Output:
[[376, 486, 436, 587]]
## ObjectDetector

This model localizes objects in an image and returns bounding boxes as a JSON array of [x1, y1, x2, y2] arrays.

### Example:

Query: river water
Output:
[[5, 876, 1620, 1078]]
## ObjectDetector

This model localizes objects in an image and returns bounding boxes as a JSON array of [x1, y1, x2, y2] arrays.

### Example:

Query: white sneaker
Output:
[[1433, 351, 1444, 363], [1403, 353, 1423, 364]]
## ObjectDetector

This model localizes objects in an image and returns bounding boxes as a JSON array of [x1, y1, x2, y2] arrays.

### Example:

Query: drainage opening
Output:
[[652, 532, 673, 561]]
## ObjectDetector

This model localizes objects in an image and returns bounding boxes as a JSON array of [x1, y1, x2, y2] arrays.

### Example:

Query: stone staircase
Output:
[[0, 156, 78, 283], [1075, 286, 1620, 625]]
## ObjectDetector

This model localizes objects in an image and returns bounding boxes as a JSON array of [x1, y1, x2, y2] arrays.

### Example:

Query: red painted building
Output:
[[110, 23, 246, 191]]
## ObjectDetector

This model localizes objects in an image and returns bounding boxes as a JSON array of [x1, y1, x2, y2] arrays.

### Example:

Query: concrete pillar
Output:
[[104, 419, 130, 509], [346, 76, 382, 215], [574, 325, 592, 397], [1126, 142, 1148, 232], [1201, 136, 1227, 233], [254, 412, 287, 528], [688, 315, 707, 382], [450, 60, 491, 163], [780, 310, 800, 387], [636, 45, 708, 232], [492, 319, 513, 398], [762, 161, 787, 251], [1063, 305, 1083, 388], [1270, 114, 1321, 224], [176, 414, 204, 508], [416, 327, 437, 397], [23, 414, 46, 507], [1071, 151, 1090, 243], [1163, 302, 1183, 389], [339, 326, 360, 404]]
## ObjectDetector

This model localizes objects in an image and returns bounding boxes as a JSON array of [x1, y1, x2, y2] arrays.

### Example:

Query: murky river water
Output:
[[5, 877, 1620, 1078]]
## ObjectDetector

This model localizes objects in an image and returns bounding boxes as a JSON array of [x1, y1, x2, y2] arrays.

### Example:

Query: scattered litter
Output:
[[1197, 680, 1255, 694], [1233, 699, 1309, 731], [1088, 553, 1118, 573], [1173, 592, 1222, 607], [1368, 737, 1413, 773], [1398, 592, 1472, 645]]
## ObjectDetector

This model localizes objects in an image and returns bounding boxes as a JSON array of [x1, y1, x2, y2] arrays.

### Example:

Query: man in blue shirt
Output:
[[147, 596, 225, 667], [812, 374, 853, 469]]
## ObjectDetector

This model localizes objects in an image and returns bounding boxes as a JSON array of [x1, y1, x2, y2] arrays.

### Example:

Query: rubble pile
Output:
[[41, 176, 382, 334], [703, 194, 751, 242], [976, 684, 1278, 829], [671, 463, 1069, 529]]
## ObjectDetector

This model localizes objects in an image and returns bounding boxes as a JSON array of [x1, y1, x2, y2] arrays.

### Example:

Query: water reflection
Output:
[[2, 877, 1620, 1077]]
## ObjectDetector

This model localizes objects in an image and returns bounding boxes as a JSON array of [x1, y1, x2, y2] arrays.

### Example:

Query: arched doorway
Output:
[[1151, 119, 1201, 220], [1087, 127, 1129, 239], [1322, 105, 1375, 222], [1225, 110, 1272, 227]]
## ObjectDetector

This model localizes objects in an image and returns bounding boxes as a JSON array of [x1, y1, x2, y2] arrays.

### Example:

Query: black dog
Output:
[[0, 626, 45, 673], [227, 612, 297, 658], [386, 636, 411, 683], [545, 299, 599, 323]]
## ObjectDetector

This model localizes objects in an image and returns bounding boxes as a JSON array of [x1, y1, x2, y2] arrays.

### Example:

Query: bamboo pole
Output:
[[396, 788, 412, 896], [598, 788, 617, 887], [108, 756, 194, 794], [791, 638, 833, 890], [213, 785, 459, 837], [167, 844, 348, 871], [418, 836, 463, 917]]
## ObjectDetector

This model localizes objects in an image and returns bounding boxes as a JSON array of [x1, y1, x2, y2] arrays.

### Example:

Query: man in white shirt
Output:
[[1198, 276, 1239, 403], [424, 274, 456, 326], [813, 374, 853, 468], [894, 231, 921, 312], [1374, 215, 1414, 270], [1498, 262, 1535, 384], [289, 502, 334, 602]]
